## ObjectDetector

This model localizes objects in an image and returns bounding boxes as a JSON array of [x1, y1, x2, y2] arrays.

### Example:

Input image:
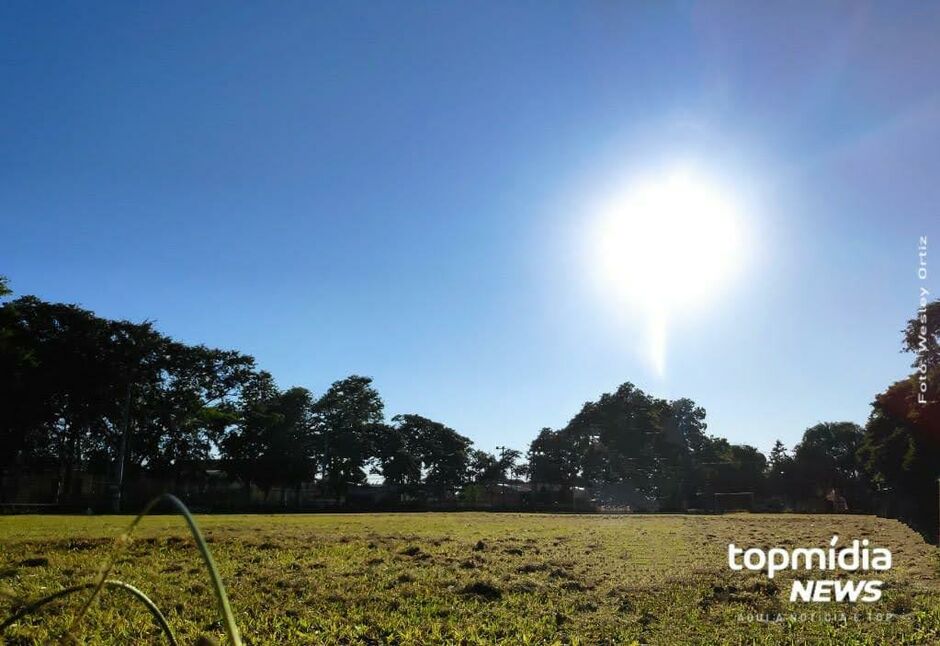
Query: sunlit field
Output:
[[1, 513, 938, 645]]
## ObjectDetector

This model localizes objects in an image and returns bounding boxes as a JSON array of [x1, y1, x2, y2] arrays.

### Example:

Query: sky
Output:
[[2, 2, 938, 456]]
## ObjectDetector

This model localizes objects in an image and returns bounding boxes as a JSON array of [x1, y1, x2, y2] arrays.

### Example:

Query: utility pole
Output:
[[109, 381, 132, 513], [496, 446, 505, 509]]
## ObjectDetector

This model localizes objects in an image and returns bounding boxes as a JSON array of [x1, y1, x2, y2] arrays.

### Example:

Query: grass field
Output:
[[1, 512, 938, 645]]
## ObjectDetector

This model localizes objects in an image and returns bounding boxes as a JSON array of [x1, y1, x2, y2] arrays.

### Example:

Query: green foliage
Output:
[[381, 414, 473, 496], [0, 292, 481, 506], [765, 440, 793, 503], [470, 447, 523, 486], [859, 298, 940, 538], [313, 375, 385, 497], [469, 450, 501, 484], [2, 284, 934, 532], [903, 299, 940, 370], [0, 296, 259, 499], [221, 379, 317, 500], [859, 374, 940, 536], [525, 384, 766, 509], [790, 422, 867, 497]]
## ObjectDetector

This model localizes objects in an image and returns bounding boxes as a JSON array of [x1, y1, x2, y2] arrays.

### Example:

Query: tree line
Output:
[[1, 276, 937, 538]]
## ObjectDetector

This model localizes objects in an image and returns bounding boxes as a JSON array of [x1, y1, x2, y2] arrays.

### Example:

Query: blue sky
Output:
[[3, 2, 938, 455]]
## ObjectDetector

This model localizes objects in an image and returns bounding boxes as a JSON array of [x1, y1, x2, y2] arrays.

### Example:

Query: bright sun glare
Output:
[[591, 168, 745, 376]]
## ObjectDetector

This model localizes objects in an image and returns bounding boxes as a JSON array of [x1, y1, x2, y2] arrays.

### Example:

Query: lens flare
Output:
[[590, 168, 745, 375]]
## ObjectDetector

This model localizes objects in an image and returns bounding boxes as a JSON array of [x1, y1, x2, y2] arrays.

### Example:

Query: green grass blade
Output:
[[64, 493, 242, 645], [0, 579, 178, 645]]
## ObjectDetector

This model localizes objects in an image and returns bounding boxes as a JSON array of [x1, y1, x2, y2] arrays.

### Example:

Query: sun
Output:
[[590, 167, 745, 374]]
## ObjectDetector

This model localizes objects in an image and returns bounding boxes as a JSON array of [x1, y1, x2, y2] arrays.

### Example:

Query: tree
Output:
[[525, 386, 720, 508], [139, 343, 256, 480], [726, 444, 768, 493], [768, 440, 788, 471], [496, 447, 523, 481], [766, 440, 793, 504], [469, 450, 500, 484], [902, 298, 940, 371], [394, 414, 471, 498], [373, 414, 469, 495], [859, 380, 939, 537], [372, 422, 422, 490], [0, 297, 155, 500], [563, 383, 669, 490], [557, 384, 712, 507], [219, 375, 319, 505], [0, 296, 64, 498], [527, 427, 579, 488], [219, 371, 280, 493], [237, 386, 318, 504], [659, 398, 709, 508], [859, 300, 940, 538], [0, 294, 263, 505], [313, 376, 385, 498], [665, 398, 708, 454], [789, 422, 868, 509], [689, 436, 767, 506]]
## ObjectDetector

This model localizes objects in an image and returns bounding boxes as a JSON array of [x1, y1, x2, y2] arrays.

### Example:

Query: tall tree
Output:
[[399, 414, 471, 497], [496, 447, 523, 481], [527, 427, 579, 488], [469, 447, 522, 486], [373, 417, 422, 492], [790, 422, 868, 508], [0, 294, 261, 504], [220, 371, 281, 493], [313, 375, 385, 498], [0, 297, 154, 499], [860, 380, 939, 536], [220, 374, 320, 503], [138, 344, 256, 479], [860, 298, 940, 538], [558, 384, 688, 500], [469, 450, 501, 484], [690, 436, 767, 503], [766, 439, 794, 503]]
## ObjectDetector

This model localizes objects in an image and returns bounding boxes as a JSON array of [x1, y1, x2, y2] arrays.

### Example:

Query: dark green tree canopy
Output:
[[2, 281, 933, 540], [313, 375, 385, 496]]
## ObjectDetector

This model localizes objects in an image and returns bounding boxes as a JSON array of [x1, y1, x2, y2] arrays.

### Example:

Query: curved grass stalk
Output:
[[65, 493, 242, 645], [0, 579, 178, 645]]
